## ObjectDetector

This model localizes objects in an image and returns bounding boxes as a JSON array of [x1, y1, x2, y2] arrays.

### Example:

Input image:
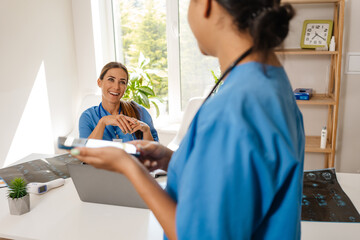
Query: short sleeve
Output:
[[79, 111, 94, 138]]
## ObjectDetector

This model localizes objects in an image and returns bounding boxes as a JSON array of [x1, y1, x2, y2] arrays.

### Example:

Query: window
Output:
[[111, 0, 219, 119], [178, 0, 219, 109]]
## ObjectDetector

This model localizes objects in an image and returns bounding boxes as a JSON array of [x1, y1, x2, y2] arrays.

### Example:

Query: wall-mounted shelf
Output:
[[283, 0, 339, 4], [275, 49, 339, 55], [280, 0, 344, 168], [305, 136, 332, 153], [296, 94, 336, 105]]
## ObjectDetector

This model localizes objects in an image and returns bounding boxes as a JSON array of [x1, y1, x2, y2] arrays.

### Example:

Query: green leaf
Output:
[[145, 72, 152, 82], [134, 95, 142, 105], [151, 100, 160, 117], [211, 70, 219, 84], [138, 52, 150, 68], [139, 92, 150, 108], [138, 52, 146, 67], [138, 86, 155, 96]]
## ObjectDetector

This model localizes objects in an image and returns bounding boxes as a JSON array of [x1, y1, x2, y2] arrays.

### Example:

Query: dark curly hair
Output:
[[215, 0, 295, 63]]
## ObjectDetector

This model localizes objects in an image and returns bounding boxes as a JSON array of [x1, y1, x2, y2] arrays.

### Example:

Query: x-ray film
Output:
[[302, 168, 360, 222]]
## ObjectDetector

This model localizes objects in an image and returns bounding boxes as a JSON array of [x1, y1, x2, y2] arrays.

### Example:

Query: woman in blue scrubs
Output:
[[72, 0, 304, 239], [79, 62, 158, 142]]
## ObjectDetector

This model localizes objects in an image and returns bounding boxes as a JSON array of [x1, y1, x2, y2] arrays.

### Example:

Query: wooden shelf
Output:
[[280, 0, 345, 168], [296, 94, 336, 105], [305, 136, 332, 153], [275, 48, 338, 55], [282, 0, 340, 4]]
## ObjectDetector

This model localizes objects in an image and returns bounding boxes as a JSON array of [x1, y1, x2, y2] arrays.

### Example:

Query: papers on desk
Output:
[[0, 154, 81, 185], [302, 168, 360, 222]]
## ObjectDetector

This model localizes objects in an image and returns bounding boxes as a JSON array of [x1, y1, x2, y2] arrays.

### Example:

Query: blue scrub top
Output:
[[79, 102, 159, 142], [165, 62, 305, 240]]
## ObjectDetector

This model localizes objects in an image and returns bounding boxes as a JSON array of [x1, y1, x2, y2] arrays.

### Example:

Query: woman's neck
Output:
[[216, 36, 281, 72], [216, 33, 255, 73], [102, 100, 120, 115]]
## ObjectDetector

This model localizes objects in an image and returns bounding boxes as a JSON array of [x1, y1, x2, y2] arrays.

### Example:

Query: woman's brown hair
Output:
[[99, 62, 143, 139]]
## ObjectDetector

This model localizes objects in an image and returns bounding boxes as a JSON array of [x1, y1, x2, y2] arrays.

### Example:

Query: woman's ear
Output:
[[97, 78, 102, 87]]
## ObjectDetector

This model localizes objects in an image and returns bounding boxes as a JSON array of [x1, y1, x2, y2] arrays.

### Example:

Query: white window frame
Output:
[[93, 0, 183, 122], [166, 0, 182, 121]]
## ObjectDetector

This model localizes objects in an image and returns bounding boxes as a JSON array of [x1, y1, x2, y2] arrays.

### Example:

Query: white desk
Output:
[[0, 177, 165, 240], [0, 156, 359, 240]]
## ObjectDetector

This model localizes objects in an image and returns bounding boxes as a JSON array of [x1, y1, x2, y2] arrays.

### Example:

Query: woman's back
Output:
[[166, 62, 304, 239]]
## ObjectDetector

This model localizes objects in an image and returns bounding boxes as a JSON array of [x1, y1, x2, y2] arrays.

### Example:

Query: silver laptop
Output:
[[68, 163, 148, 209]]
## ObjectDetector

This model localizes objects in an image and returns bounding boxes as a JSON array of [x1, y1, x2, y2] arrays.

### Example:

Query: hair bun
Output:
[[250, 4, 295, 51], [215, 0, 295, 63]]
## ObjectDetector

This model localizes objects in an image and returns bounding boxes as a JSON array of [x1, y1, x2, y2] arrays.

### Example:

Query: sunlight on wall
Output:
[[4, 61, 54, 166]]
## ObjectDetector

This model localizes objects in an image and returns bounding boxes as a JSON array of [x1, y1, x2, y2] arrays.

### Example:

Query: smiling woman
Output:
[[78, 62, 159, 142]]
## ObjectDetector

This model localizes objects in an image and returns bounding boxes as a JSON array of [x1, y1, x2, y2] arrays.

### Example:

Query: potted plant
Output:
[[7, 177, 30, 215], [123, 52, 164, 117]]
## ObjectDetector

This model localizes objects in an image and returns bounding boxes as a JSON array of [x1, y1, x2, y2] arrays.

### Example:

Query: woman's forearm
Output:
[[142, 128, 154, 141], [88, 119, 106, 139], [126, 161, 177, 240]]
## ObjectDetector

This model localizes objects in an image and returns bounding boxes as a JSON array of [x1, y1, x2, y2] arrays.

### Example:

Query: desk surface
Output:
[[0, 156, 359, 240], [0, 177, 165, 240]]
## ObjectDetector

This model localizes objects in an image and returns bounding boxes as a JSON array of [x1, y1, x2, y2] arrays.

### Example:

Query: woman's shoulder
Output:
[[201, 63, 294, 121], [83, 105, 98, 113], [80, 105, 99, 118], [224, 62, 289, 99]]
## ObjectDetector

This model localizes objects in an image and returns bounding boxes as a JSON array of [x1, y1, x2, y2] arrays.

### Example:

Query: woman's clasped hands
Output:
[[99, 114, 150, 135]]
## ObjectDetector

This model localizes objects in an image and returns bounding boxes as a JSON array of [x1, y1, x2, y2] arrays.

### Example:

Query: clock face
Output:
[[303, 23, 330, 46]]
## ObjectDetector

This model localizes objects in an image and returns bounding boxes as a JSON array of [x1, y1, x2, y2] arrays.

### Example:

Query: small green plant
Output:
[[211, 69, 220, 84], [7, 177, 28, 199], [123, 52, 164, 117]]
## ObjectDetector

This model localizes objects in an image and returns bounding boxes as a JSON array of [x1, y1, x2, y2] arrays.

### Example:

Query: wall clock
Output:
[[300, 20, 333, 49]]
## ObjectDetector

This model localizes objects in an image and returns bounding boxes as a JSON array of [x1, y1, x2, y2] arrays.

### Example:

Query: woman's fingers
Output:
[[135, 141, 156, 156], [116, 118, 128, 133], [130, 125, 141, 133], [71, 148, 101, 164], [143, 159, 158, 171], [117, 115, 134, 133], [144, 160, 151, 167], [117, 117, 132, 133], [122, 115, 137, 124], [130, 120, 148, 133], [124, 117, 142, 133], [151, 161, 158, 168], [71, 147, 127, 172]]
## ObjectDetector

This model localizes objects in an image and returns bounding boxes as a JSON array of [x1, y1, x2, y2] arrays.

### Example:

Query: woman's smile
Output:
[[109, 91, 120, 97]]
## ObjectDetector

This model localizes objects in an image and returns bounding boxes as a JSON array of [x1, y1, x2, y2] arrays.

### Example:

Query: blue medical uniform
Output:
[[165, 62, 305, 240], [79, 102, 159, 142]]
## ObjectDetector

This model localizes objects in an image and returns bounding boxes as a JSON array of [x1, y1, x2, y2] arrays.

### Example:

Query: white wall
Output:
[[72, 0, 98, 99], [336, 0, 360, 173], [0, 0, 78, 167]]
